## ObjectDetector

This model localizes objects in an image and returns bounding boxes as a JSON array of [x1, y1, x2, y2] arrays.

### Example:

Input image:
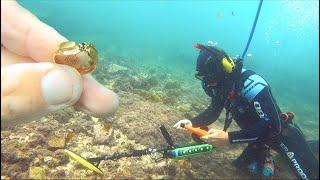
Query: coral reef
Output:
[[1, 54, 315, 179], [164, 81, 181, 90]]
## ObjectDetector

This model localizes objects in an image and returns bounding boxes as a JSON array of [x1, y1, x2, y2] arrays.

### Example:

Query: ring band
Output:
[[53, 41, 98, 74]]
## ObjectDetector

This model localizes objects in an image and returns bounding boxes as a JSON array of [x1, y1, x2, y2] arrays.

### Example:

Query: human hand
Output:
[[200, 129, 230, 149], [1, 1, 119, 128], [173, 119, 192, 129]]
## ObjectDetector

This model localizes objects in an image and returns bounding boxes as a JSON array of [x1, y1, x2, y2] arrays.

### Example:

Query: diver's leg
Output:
[[232, 143, 266, 176], [271, 123, 319, 179], [232, 143, 254, 169]]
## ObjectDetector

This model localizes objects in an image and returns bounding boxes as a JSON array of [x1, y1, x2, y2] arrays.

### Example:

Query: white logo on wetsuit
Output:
[[283, 145, 308, 180], [292, 159, 308, 180], [286, 152, 294, 159], [253, 101, 265, 119]]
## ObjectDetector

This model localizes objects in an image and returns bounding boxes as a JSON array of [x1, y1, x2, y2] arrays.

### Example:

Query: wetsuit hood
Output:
[[195, 44, 236, 88]]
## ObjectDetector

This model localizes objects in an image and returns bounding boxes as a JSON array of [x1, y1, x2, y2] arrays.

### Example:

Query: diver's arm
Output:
[[190, 97, 224, 127], [228, 86, 281, 143]]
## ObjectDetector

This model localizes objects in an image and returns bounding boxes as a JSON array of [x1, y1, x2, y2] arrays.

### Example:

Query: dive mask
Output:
[[195, 71, 218, 86]]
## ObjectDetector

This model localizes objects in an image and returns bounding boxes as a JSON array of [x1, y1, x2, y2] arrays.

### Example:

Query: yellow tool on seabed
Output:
[[64, 149, 104, 176]]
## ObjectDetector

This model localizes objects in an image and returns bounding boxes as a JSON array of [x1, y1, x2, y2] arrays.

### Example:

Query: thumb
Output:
[[1, 62, 82, 128], [200, 135, 208, 140], [208, 129, 216, 134]]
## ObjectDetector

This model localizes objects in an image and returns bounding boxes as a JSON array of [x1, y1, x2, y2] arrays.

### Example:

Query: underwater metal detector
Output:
[[64, 125, 214, 175]]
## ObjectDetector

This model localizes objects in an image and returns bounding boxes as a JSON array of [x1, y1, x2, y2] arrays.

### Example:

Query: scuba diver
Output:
[[174, 42, 319, 179]]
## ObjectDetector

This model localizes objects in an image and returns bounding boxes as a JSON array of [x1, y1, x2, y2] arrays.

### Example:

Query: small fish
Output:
[[246, 53, 252, 57], [232, 11, 234, 16], [216, 11, 222, 18]]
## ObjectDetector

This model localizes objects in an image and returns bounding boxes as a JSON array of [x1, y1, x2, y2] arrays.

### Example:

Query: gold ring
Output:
[[53, 41, 98, 74]]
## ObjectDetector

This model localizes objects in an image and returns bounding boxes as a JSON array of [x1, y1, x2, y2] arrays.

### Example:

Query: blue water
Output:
[[18, 0, 319, 139]]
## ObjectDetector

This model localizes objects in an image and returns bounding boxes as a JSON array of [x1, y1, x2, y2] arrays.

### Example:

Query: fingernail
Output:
[[42, 66, 82, 109]]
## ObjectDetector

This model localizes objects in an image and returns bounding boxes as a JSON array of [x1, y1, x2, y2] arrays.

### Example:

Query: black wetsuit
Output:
[[191, 69, 319, 180]]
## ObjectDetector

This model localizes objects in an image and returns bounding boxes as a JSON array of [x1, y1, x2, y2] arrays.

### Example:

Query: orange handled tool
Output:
[[181, 123, 209, 137]]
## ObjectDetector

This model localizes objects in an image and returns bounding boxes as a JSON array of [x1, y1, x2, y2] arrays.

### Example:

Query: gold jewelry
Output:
[[53, 41, 98, 74]]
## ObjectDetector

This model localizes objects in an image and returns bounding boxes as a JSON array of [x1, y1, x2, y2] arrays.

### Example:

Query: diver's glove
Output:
[[192, 126, 209, 142], [173, 119, 192, 129]]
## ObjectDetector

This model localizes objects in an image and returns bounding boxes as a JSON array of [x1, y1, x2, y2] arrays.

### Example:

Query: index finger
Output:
[[1, 0, 66, 61], [200, 135, 209, 140], [1, 1, 120, 117]]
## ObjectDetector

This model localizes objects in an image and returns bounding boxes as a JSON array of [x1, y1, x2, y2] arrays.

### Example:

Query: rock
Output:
[[93, 136, 110, 145], [43, 152, 70, 167], [1, 175, 10, 180], [36, 126, 52, 137], [51, 169, 66, 179], [65, 130, 75, 144], [46, 159, 60, 168], [43, 156, 56, 167], [17, 158, 33, 171], [165, 163, 177, 176], [53, 149, 69, 165], [100, 122, 111, 132], [82, 113, 93, 121], [166, 89, 181, 98], [28, 134, 47, 148], [31, 157, 42, 167], [29, 166, 46, 179], [7, 164, 21, 178], [144, 76, 159, 89], [184, 111, 198, 120], [183, 170, 194, 180], [163, 95, 178, 105], [47, 135, 66, 150], [2, 147, 35, 166], [48, 109, 73, 124], [145, 90, 165, 102], [164, 81, 181, 89], [70, 125, 89, 135], [1, 149, 18, 164], [142, 166, 155, 174], [108, 64, 128, 73], [143, 175, 153, 180], [38, 148, 54, 157], [1, 131, 11, 139], [113, 76, 137, 92], [177, 103, 192, 112], [117, 166, 131, 177]]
